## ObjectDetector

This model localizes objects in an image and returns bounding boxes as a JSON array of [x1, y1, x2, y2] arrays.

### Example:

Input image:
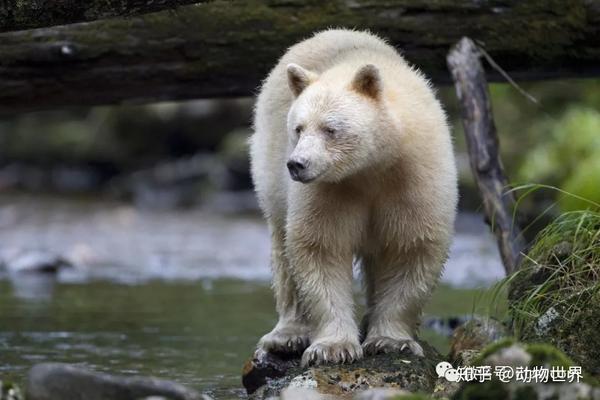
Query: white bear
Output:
[[250, 29, 457, 366]]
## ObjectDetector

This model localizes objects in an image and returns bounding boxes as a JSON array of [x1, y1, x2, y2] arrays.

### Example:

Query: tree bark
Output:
[[1, 0, 599, 114], [447, 37, 526, 276]]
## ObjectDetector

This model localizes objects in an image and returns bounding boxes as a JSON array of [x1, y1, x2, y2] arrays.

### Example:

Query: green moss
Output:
[[393, 394, 434, 400], [453, 380, 509, 400], [474, 338, 516, 364], [476, 340, 576, 370], [455, 340, 598, 399], [525, 343, 574, 369]]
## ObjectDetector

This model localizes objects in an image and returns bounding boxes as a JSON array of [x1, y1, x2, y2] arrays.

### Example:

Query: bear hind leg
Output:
[[361, 251, 443, 357]]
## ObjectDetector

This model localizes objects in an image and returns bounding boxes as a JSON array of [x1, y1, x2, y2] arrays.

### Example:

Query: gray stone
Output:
[[26, 363, 200, 400]]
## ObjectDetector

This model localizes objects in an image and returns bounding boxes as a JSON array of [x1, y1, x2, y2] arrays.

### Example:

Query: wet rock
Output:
[[242, 350, 300, 395], [243, 342, 442, 399], [4, 250, 72, 274], [26, 363, 200, 400], [448, 317, 508, 365], [454, 340, 600, 400], [0, 381, 24, 400]]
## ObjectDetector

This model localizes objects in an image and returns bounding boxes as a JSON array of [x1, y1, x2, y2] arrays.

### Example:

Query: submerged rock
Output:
[[26, 363, 200, 400], [243, 342, 442, 399], [4, 250, 72, 274]]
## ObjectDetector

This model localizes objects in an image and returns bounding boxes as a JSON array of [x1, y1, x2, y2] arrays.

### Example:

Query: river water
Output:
[[0, 194, 505, 398]]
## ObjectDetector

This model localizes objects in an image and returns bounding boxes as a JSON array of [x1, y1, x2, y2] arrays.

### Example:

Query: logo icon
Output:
[[436, 361, 460, 382], [436, 361, 453, 378]]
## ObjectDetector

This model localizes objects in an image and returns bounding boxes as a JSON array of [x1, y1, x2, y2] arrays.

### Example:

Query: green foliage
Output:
[[562, 156, 600, 211], [510, 210, 600, 331], [440, 78, 600, 213], [0, 100, 252, 172], [517, 107, 600, 211]]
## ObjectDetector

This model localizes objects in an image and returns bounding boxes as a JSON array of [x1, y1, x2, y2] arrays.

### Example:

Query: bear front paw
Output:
[[362, 336, 424, 356], [301, 339, 363, 367], [257, 328, 310, 355]]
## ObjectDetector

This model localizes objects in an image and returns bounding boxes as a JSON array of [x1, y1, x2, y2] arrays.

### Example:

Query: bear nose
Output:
[[287, 158, 308, 180]]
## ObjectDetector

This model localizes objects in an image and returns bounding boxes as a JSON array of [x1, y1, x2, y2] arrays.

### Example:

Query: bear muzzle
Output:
[[287, 158, 314, 183]]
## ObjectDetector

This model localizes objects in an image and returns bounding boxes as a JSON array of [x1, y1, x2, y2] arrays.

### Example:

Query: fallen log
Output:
[[0, 1, 205, 32], [1, 1, 600, 114]]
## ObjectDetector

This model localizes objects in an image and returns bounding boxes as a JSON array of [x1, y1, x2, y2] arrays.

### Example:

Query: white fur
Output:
[[250, 29, 458, 366]]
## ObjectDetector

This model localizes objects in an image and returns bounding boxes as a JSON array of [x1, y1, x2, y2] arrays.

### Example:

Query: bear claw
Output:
[[301, 340, 363, 367], [362, 336, 424, 357], [258, 329, 310, 355]]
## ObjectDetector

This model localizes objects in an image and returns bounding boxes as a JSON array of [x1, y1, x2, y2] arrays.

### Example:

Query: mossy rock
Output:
[[245, 341, 442, 399], [509, 211, 600, 376], [454, 340, 600, 400], [474, 339, 575, 369], [448, 317, 508, 365]]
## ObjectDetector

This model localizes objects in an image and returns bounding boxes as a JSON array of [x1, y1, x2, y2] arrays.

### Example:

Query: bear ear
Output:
[[287, 63, 317, 97], [351, 64, 381, 99]]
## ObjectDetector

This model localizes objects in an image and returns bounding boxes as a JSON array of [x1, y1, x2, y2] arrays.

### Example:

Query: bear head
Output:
[[285, 63, 395, 184]]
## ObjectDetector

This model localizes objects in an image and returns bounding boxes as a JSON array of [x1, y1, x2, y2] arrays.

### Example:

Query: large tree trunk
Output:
[[1, 0, 599, 114]]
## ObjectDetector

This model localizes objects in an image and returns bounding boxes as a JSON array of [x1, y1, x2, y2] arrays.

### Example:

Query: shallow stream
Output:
[[0, 195, 505, 398]]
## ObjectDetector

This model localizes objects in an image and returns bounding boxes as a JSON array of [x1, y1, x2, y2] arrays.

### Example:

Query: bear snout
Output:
[[287, 158, 312, 183]]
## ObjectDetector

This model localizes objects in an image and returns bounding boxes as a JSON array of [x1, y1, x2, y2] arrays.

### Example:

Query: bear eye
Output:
[[323, 126, 336, 136], [295, 125, 304, 134]]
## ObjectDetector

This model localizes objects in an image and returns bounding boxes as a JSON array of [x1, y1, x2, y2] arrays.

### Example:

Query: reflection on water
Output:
[[0, 279, 276, 398]]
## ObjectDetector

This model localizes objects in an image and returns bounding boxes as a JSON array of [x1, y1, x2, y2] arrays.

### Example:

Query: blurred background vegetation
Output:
[[1, 79, 598, 215], [444, 79, 600, 214]]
